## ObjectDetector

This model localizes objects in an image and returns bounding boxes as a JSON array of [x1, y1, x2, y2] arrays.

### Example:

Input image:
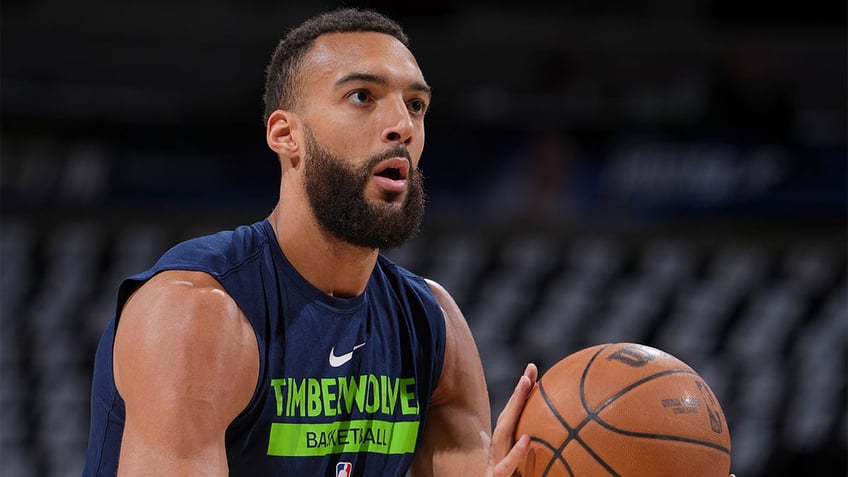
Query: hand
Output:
[[487, 363, 538, 477]]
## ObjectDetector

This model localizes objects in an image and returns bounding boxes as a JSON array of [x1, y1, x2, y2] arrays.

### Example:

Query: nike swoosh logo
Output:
[[329, 343, 366, 368]]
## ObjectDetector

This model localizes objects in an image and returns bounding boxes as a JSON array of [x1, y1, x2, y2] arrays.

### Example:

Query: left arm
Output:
[[410, 280, 536, 477]]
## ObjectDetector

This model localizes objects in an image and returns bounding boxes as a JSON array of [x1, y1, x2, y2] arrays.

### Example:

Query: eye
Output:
[[408, 98, 428, 115], [347, 90, 372, 105]]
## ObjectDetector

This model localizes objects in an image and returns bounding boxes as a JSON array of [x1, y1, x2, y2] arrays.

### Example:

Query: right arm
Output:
[[113, 270, 259, 476]]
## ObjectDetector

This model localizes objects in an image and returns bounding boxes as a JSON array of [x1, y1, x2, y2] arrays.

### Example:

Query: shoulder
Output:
[[153, 222, 270, 274], [114, 270, 259, 417], [377, 255, 445, 304], [118, 270, 250, 353], [372, 255, 459, 330], [112, 270, 259, 463], [424, 278, 464, 332], [127, 270, 240, 318], [423, 279, 454, 306], [117, 222, 273, 310]]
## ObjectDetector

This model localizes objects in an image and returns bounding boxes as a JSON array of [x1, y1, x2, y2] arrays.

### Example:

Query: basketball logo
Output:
[[606, 344, 658, 367], [696, 379, 725, 434], [335, 462, 352, 477]]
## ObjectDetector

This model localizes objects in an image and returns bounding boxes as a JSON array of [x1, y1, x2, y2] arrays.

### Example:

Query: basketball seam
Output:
[[593, 369, 699, 415], [586, 367, 731, 455], [590, 419, 732, 455], [538, 380, 577, 477], [575, 344, 621, 475], [528, 434, 575, 477]]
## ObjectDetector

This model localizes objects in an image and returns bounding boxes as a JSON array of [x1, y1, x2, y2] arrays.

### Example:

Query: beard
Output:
[[302, 126, 426, 250]]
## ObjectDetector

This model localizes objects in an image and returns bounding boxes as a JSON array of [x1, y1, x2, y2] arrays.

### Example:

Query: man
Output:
[[83, 8, 537, 476]]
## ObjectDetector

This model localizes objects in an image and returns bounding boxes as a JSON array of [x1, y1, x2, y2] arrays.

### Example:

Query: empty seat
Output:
[[426, 233, 490, 309], [728, 284, 805, 362], [656, 280, 735, 360], [586, 277, 664, 344]]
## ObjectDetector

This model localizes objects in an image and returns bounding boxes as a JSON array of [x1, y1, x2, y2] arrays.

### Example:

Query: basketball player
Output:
[[83, 8, 538, 476]]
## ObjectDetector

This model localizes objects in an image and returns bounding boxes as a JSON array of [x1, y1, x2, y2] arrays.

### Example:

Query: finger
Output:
[[524, 362, 538, 383], [492, 434, 531, 477], [496, 366, 536, 432], [492, 364, 537, 455]]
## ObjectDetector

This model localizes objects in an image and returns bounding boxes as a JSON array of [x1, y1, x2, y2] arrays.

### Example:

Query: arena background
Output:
[[1, 1, 846, 475]]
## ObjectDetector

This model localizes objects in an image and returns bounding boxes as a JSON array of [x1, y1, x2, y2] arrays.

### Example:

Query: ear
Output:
[[266, 109, 302, 166]]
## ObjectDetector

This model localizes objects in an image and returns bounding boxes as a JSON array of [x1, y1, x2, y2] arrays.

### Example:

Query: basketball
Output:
[[515, 342, 731, 477]]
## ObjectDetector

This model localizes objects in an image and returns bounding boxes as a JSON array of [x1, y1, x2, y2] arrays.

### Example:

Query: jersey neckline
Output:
[[259, 219, 368, 314]]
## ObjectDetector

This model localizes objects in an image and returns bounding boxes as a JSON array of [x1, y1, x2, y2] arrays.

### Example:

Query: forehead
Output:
[[300, 31, 425, 91]]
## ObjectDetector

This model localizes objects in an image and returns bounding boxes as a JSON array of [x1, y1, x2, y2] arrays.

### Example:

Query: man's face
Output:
[[302, 124, 425, 249], [294, 31, 432, 249]]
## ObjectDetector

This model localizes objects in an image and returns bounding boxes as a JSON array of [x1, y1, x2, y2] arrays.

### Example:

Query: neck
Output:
[[268, 205, 378, 298]]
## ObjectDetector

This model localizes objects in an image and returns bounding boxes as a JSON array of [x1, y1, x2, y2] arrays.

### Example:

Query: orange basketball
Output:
[[515, 343, 731, 477]]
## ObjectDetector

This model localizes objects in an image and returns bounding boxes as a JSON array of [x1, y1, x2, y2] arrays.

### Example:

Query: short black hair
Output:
[[262, 8, 409, 124]]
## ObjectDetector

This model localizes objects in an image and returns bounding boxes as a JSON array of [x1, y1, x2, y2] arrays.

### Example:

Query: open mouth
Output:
[[371, 157, 410, 194], [376, 167, 402, 180], [372, 158, 409, 181]]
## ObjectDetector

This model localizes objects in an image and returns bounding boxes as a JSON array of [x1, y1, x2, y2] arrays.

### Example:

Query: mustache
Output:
[[366, 146, 412, 169]]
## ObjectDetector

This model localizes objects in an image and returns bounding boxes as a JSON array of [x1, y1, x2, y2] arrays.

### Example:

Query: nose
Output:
[[381, 97, 415, 146]]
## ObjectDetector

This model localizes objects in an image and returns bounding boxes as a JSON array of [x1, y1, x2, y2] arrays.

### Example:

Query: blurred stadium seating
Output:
[[2, 1, 845, 476]]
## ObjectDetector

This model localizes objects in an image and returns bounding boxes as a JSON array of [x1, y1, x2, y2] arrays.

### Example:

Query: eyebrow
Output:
[[335, 72, 432, 98]]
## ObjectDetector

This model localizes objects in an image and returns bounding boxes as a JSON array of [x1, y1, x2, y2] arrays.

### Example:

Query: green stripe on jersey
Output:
[[267, 419, 419, 457]]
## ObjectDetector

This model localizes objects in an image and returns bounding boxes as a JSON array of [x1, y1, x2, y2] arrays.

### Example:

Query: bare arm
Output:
[[113, 270, 259, 476], [410, 280, 536, 477]]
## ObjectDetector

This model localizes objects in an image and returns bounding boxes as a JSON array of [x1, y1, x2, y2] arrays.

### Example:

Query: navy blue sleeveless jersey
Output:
[[83, 219, 446, 476]]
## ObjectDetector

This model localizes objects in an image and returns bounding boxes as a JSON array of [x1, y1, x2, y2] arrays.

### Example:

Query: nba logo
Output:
[[335, 462, 352, 477]]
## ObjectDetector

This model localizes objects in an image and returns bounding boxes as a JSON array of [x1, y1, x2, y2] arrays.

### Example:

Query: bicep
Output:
[[411, 280, 492, 476], [114, 271, 258, 475]]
